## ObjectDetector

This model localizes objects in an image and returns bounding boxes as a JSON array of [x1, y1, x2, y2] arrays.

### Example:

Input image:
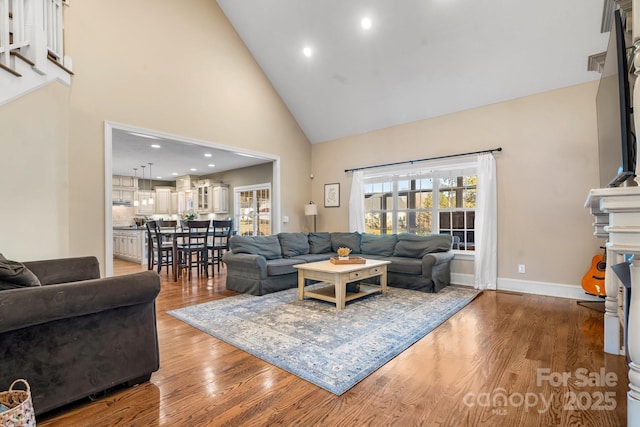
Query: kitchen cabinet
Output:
[[136, 190, 155, 215], [213, 185, 229, 213], [112, 188, 135, 205], [196, 183, 212, 213], [194, 180, 228, 213], [113, 175, 137, 188], [171, 192, 178, 214], [154, 187, 173, 215], [113, 228, 147, 264], [112, 175, 138, 206]]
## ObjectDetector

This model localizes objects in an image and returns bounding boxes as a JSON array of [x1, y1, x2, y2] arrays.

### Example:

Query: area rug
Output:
[[168, 284, 480, 395]]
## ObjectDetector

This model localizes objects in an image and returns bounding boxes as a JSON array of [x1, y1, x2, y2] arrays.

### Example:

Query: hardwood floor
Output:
[[37, 260, 628, 426]]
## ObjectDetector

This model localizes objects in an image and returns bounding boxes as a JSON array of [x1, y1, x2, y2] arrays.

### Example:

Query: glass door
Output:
[[235, 184, 271, 236]]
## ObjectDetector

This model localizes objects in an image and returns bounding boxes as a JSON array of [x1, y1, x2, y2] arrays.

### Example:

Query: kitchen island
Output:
[[113, 226, 148, 265]]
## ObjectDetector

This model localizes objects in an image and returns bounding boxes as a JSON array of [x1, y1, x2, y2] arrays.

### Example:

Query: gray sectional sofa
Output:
[[222, 232, 454, 296]]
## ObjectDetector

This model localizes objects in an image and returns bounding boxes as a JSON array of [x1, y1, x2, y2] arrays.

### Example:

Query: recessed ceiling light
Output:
[[190, 168, 197, 171], [361, 17, 372, 30], [151, 144, 161, 148], [303, 47, 312, 57], [204, 153, 212, 157], [172, 172, 178, 176], [208, 164, 215, 168], [156, 176, 162, 179]]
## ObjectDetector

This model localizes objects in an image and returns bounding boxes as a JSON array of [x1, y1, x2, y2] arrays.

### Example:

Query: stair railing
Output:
[[0, 0, 65, 73], [0, 0, 29, 69], [43, 0, 62, 60]]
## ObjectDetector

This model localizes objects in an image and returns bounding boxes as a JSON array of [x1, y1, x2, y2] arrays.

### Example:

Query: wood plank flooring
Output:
[[37, 260, 628, 426]]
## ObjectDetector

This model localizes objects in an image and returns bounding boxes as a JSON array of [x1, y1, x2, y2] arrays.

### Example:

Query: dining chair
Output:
[[208, 220, 233, 275], [177, 220, 211, 279], [145, 220, 173, 274]]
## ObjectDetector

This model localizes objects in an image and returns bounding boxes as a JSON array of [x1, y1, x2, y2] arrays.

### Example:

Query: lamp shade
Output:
[[304, 203, 317, 216]]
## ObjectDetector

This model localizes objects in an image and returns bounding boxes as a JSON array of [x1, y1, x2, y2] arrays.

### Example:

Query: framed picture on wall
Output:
[[324, 183, 340, 207]]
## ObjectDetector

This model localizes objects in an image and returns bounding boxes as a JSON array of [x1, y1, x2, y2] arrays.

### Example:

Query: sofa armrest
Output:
[[421, 251, 454, 275], [223, 252, 268, 279], [23, 256, 100, 285], [0, 270, 160, 334]]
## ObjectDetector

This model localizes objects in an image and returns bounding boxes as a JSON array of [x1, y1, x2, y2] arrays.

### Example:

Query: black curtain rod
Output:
[[344, 147, 502, 173]]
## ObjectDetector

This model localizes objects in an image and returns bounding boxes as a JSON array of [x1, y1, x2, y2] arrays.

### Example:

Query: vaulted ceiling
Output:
[[217, 0, 610, 144]]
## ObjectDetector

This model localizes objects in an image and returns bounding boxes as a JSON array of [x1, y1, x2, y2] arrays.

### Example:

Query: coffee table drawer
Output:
[[349, 266, 384, 281]]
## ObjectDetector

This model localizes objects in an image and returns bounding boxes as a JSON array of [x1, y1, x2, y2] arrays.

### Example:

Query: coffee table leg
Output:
[[335, 276, 346, 310], [381, 267, 388, 295], [298, 271, 305, 301]]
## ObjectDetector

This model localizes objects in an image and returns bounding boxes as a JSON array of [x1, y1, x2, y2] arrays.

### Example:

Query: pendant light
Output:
[[148, 163, 154, 205], [133, 168, 139, 206], [140, 165, 147, 206]]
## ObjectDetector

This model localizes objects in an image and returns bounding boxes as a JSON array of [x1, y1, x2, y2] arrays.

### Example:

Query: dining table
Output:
[[151, 228, 232, 281]]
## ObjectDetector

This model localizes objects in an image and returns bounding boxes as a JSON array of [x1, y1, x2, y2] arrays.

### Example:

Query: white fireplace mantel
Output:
[[586, 186, 640, 424]]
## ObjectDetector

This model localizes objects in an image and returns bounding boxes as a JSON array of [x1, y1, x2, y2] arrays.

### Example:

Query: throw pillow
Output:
[[278, 232, 310, 257], [0, 253, 41, 290], [392, 234, 452, 258], [229, 235, 282, 260]]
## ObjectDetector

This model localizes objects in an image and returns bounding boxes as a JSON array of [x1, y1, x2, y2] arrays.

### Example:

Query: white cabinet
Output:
[[112, 175, 138, 206], [171, 191, 178, 214], [196, 184, 212, 213], [154, 187, 173, 214], [112, 188, 135, 205], [113, 229, 147, 264], [137, 190, 155, 215], [213, 185, 229, 213]]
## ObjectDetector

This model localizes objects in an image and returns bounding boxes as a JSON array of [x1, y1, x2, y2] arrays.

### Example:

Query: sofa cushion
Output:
[[308, 232, 332, 254], [278, 232, 310, 258], [0, 254, 41, 290], [360, 233, 397, 257], [265, 258, 303, 276], [229, 235, 282, 260], [330, 232, 361, 254], [392, 234, 452, 258]]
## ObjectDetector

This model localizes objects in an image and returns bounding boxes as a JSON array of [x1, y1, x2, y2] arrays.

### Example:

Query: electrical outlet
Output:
[[518, 264, 526, 274]]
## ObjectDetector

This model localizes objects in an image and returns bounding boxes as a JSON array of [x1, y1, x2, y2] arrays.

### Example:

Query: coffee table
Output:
[[294, 259, 391, 310]]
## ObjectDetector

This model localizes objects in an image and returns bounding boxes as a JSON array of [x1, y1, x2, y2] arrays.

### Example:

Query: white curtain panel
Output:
[[349, 170, 366, 232], [474, 153, 497, 290]]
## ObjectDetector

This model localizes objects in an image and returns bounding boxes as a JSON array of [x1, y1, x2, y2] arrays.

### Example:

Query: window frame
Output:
[[362, 159, 478, 254]]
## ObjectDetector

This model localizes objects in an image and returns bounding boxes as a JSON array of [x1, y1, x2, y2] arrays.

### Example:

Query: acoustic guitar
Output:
[[581, 247, 607, 297]]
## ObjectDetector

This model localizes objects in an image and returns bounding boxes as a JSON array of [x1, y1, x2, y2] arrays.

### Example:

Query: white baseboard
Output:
[[451, 273, 602, 301]]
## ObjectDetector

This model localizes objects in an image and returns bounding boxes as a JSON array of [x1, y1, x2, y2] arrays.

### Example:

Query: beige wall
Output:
[[0, 83, 70, 261], [311, 82, 601, 289], [64, 0, 311, 270], [202, 162, 274, 221]]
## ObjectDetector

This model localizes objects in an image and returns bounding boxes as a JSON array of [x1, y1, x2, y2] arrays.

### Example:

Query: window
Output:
[[363, 166, 477, 251], [234, 184, 271, 236]]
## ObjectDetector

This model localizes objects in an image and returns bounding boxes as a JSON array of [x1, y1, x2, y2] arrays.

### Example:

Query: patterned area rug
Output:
[[168, 284, 480, 395]]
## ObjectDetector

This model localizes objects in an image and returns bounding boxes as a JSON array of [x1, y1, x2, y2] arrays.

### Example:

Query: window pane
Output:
[[466, 211, 475, 229], [415, 211, 432, 235], [398, 179, 410, 191], [365, 212, 382, 234], [452, 211, 465, 229], [365, 195, 382, 211], [463, 188, 476, 208], [397, 212, 407, 234], [397, 194, 407, 209], [440, 191, 456, 208], [440, 212, 450, 229]]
